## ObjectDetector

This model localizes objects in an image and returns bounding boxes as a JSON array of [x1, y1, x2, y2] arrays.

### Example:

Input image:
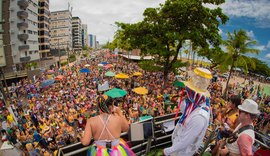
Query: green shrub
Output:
[[61, 61, 68, 66], [82, 53, 88, 57], [69, 57, 76, 62], [69, 54, 76, 59], [69, 54, 76, 62]]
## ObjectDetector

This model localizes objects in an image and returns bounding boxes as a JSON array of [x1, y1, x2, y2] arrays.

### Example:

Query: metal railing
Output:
[[0, 70, 27, 80], [58, 113, 270, 156], [58, 113, 180, 156]]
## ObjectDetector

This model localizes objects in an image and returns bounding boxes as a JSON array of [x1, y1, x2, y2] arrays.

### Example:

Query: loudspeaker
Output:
[[129, 122, 154, 141]]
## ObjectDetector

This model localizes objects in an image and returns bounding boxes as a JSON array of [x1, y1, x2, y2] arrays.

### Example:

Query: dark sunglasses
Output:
[[239, 109, 248, 114]]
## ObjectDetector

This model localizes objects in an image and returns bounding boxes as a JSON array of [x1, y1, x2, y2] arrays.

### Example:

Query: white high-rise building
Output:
[[38, 0, 50, 58], [50, 10, 73, 54], [82, 24, 89, 47], [9, 0, 40, 66], [72, 17, 82, 51]]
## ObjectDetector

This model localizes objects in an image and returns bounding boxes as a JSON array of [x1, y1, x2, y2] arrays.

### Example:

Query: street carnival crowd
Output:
[[0, 50, 269, 156]]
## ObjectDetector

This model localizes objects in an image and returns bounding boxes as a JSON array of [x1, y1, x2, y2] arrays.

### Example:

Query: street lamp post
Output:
[[110, 24, 120, 53]]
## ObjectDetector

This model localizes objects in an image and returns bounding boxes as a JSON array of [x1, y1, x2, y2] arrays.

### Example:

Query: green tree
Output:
[[249, 57, 270, 77], [102, 39, 122, 52], [221, 29, 260, 98], [112, 27, 133, 53], [197, 46, 225, 69], [69, 54, 77, 62], [83, 45, 88, 50], [117, 0, 228, 88], [26, 62, 38, 70]]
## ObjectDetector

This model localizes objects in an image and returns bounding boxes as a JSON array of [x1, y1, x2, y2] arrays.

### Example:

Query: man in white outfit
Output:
[[163, 68, 213, 156]]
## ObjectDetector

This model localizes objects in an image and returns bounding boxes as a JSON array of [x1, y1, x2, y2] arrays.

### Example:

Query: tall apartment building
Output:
[[1, 0, 17, 73], [1, 0, 40, 72], [72, 17, 82, 51], [89, 34, 96, 49], [81, 24, 89, 48], [50, 10, 72, 55], [0, 0, 7, 68], [38, 0, 50, 58]]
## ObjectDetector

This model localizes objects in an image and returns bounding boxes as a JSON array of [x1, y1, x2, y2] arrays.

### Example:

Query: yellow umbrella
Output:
[[133, 72, 143, 76], [115, 73, 129, 79], [132, 87, 148, 95]]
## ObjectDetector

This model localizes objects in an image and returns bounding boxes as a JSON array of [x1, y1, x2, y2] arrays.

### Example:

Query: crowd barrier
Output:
[[58, 113, 269, 156]]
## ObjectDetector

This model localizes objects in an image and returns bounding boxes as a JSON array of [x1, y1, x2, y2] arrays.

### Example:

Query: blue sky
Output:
[[51, 0, 270, 66], [219, 17, 270, 66], [208, 0, 270, 66]]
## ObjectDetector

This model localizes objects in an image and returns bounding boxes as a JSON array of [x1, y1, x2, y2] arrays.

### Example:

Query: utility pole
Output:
[[0, 67, 9, 105], [58, 38, 60, 68], [67, 41, 70, 65]]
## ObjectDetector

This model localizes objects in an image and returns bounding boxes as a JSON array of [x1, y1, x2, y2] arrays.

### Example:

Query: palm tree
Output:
[[192, 46, 200, 66], [179, 49, 182, 60], [184, 49, 189, 60], [222, 29, 260, 98]]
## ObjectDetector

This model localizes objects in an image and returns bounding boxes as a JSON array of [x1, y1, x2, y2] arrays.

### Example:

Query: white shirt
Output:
[[2, 121, 7, 130], [226, 123, 255, 155], [164, 103, 210, 156]]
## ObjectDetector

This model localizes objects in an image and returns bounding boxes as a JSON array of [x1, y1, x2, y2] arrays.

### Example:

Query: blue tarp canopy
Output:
[[41, 79, 55, 88], [80, 68, 91, 73]]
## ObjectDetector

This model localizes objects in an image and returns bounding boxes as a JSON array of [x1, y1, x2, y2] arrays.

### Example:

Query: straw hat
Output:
[[183, 68, 212, 97], [33, 142, 39, 147], [26, 143, 34, 151], [42, 126, 50, 133], [238, 99, 260, 115]]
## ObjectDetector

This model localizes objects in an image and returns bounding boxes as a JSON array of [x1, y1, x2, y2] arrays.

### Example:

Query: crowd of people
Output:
[[0, 50, 269, 155]]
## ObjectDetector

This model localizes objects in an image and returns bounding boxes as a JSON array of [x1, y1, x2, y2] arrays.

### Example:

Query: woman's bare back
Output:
[[90, 114, 122, 141]]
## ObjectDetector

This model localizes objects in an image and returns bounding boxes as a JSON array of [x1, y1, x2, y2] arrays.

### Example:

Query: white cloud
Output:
[[221, 0, 270, 19], [252, 45, 266, 51], [246, 30, 255, 39], [220, 45, 227, 52], [50, 0, 165, 44], [267, 41, 270, 49], [205, 0, 270, 28], [218, 28, 223, 35], [266, 53, 270, 58], [50, 0, 270, 44]]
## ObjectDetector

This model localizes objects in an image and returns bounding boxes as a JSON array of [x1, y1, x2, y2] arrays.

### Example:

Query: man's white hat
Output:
[[238, 99, 260, 115]]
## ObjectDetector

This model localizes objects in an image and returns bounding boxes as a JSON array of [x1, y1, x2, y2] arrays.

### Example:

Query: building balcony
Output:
[[18, 34, 29, 41], [17, 22, 28, 29], [20, 56, 31, 62], [17, 0, 29, 9], [17, 11, 28, 19], [18, 45, 30, 51]]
